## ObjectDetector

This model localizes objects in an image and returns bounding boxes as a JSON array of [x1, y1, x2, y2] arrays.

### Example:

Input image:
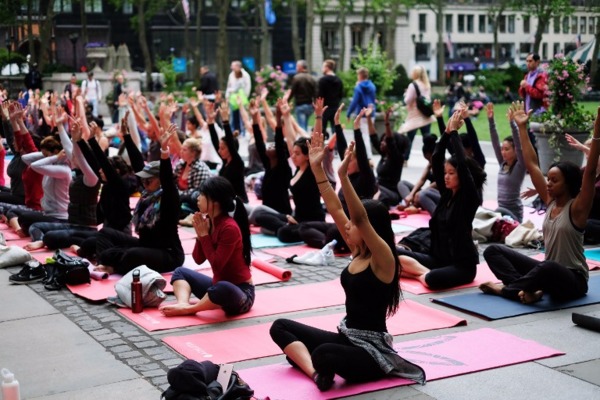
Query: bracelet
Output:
[[160, 146, 170, 154], [316, 179, 329, 184], [593, 137, 600, 142], [319, 185, 333, 195], [315, 116, 322, 119]]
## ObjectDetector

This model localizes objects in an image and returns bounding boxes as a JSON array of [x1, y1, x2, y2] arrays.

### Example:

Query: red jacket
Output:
[[15, 130, 43, 210], [518, 70, 549, 112]]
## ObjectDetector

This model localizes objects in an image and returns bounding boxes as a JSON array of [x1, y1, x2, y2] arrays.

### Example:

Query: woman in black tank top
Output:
[[270, 119, 425, 392]]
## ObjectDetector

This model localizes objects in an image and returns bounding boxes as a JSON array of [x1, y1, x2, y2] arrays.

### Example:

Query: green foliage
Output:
[[474, 70, 510, 96], [342, 43, 395, 98], [0, 49, 26, 72], [155, 56, 178, 93]]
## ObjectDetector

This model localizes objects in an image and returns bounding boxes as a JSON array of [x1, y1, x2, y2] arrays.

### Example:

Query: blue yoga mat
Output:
[[251, 233, 303, 249], [432, 274, 600, 320], [584, 248, 600, 262]]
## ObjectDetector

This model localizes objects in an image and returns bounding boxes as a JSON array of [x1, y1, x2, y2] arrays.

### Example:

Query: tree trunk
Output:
[[80, 0, 89, 46], [38, 0, 56, 71], [257, 0, 269, 68], [194, 0, 202, 82], [137, 1, 153, 91], [385, 2, 399, 62], [305, 0, 314, 68], [592, 19, 600, 89], [182, 7, 190, 77], [338, 8, 346, 71], [370, 14, 379, 44], [493, 16, 500, 68], [26, 0, 36, 64], [290, 0, 300, 61], [436, 2, 445, 86], [318, 9, 329, 61], [216, 0, 230, 91], [533, 16, 548, 55]]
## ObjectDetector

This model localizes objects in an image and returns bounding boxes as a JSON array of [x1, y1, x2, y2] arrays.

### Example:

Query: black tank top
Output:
[[340, 264, 394, 332]]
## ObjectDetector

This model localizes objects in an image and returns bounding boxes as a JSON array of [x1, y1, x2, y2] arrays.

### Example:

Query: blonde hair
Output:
[[412, 65, 431, 90], [183, 138, 202, 158]]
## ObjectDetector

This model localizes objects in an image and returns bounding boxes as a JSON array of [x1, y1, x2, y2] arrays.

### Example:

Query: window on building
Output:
[[508, 15, 515, 33], [523, 15, 530, 34], [542, 43, 548, 60], [84, 0, 103, 13], [458, 14, 465, 33], [445, 14, 453, 33], [53, 0, 72, 12], [519, 43, 532, 56], [478, 15, 486, 33], [488, 18, 494, 33], [562, 17, 569, 34], [571, 17, 578, 33], [123, 0, 133, 14], [553, 43, 560, 56], [543, 21, 549, 34], [467, 15, 474, 33], [376, 31, 385, 49], [22, 0, 39, 12], [499, 15, 507, 33], [564, 42, 576, 54], [419, 13, 427, 32], [554, 17, 560, 34], [416, 43, 431, 62], [323, 26, 340, 57], [351, 25, 364, 52], [590, 17, 595, 34], [581, 17, 587, 34]]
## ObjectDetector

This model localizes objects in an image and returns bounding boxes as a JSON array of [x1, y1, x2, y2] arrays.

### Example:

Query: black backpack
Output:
[[398, 227, 432, 254], [412, 82, 434, 117], [43, 250, 90, 291]]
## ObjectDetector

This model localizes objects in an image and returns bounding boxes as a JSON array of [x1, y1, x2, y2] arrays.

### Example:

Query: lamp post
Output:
[[68, 32, 79, 71]]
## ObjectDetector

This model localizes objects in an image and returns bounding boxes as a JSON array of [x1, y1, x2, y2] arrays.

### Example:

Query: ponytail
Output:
[[232, 196, 252, 266]]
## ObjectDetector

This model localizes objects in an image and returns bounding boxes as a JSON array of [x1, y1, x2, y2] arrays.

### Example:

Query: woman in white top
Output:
[[226, 61, 252, 136], [398, 65, 435, 162]]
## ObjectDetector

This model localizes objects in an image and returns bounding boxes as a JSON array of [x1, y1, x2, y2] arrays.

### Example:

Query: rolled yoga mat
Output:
[[251, 258, 292, 281], [572, 312, 600, 333]]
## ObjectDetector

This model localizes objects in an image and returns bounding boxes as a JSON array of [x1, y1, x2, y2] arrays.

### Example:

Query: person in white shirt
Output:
[[81, 71, 103, 118], [226, 60, 251, 136]]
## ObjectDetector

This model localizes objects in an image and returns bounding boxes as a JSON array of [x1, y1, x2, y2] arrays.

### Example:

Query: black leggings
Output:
[[298, 221, 349, 253], [96, 227, 183, 275], [396, 247, 476, 290], [269, 318, 385, 383], [483, 244, 588, 301], [253, 209, 305, 243]]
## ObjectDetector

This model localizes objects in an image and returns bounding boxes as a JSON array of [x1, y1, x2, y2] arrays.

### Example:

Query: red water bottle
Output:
[[131, 269, 143, 313]]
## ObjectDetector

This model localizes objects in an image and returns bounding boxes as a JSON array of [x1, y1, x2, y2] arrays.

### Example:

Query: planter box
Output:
[[531, 123, 589, 174]]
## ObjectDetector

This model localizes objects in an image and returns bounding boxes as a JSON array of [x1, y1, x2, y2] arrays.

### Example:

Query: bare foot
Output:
[[69, 245, 81, 255], [94, 265, 115, 275], [23, 241, 45, 251], [15, 228, 28, 238], [160, 303, 198, 317], [479, 281, 505, 296], [518, 290, 543, 304]]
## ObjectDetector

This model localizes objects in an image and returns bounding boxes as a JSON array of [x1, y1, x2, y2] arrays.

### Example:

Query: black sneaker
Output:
[[9, 261, 45, 284]]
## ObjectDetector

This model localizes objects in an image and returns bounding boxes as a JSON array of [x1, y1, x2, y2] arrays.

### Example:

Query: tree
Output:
[[215, 0, 230, 90], [584, 0, 600, 88], [194, 0, 202, 82], [290, 0, 301, 61], [419, 0, 446, 86], [304, 0, 313, 67], [110, 0, 170, 90], [0, 0, 21, 25], [513, 0, 573, 54], [486, 0, 512, 69]]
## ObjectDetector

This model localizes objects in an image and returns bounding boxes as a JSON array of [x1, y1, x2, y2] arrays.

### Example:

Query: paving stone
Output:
[[141, 369, 166, 378], [134, 362, 161, 372], [144, 347, 172, 356], [134, 340, 159, 349], [129, 335, 151, 342], [89, 328, 112, 337], [118, 350, 143, 359], [108, 344, 131, 352], [126, 357, 149, 366], [94, 332, 121, 341]]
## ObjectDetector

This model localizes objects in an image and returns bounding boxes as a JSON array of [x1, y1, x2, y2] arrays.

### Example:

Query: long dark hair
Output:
[[200, 176, 252, 265], [447, 155, 487, 203], [361, 199, 401, 317]]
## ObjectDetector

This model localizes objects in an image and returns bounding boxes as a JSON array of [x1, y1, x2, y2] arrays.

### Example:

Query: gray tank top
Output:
[[543, 199, 588, 280]]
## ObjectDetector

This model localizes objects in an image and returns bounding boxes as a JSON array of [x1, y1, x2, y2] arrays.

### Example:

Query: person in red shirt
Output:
[[161, 176, 254, 317], [518, 53, 549, 114]]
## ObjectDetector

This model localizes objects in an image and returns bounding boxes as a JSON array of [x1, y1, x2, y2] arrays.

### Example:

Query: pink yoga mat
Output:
[[119, 279, 345, 331], [400, 262, 500, 295], [177, 228, 197, 240], [251, 259, 292, 281], [163, 300, 466, 364], [181, 239, 197, 254], [239, 328, 564, 400], [392, 212, 431, 228]]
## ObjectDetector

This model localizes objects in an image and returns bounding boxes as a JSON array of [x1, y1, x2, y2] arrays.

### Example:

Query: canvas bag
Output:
[[412, 82, 434, 117], [114, 265, 167, 308], [0, 245, 32, 268], [504, 220, 542, 248], [229, 89, 249, 111]]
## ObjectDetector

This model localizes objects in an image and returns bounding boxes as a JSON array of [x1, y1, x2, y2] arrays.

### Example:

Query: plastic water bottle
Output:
[[1, 368, 20, 400], [131, 269, 144, 314]]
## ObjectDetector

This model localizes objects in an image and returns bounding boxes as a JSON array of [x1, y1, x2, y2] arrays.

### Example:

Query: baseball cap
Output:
[[135, 161, 160, 179]]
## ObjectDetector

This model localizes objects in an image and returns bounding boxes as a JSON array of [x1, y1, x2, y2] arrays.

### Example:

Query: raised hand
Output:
[[158, 123, 177, 149], [249, 99, 260, 122], [89, 120, 102, 140], [189, 96, 199, 109], [486, 102, 494, 119], [192, 212, 211, 237], [565, 133, 586, 151], [364, 104, 374, 119], [456, 101, 470, 119], [338, 141, 355, 178], [353, 108, 366, 130], [521, 187, 537, 200], [280, 100, 291, 117], [205, 102, 217, 124], [445, 110, 464, 133], [308, 129, 326, 169], [70, 117, 83, 142], [219, 102, 230, 121], [195, 90, 205, 104], [334, 103, 345, 125], [511, 101, 531, 128], [260, 87, 268, 102], [384, 107, 393, 124], [432, 99, 444, 118], [313, 97, 327, 117]]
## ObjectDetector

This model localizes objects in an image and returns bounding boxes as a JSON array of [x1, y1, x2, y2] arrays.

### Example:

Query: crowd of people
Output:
[[1, 52, 598, 391]]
